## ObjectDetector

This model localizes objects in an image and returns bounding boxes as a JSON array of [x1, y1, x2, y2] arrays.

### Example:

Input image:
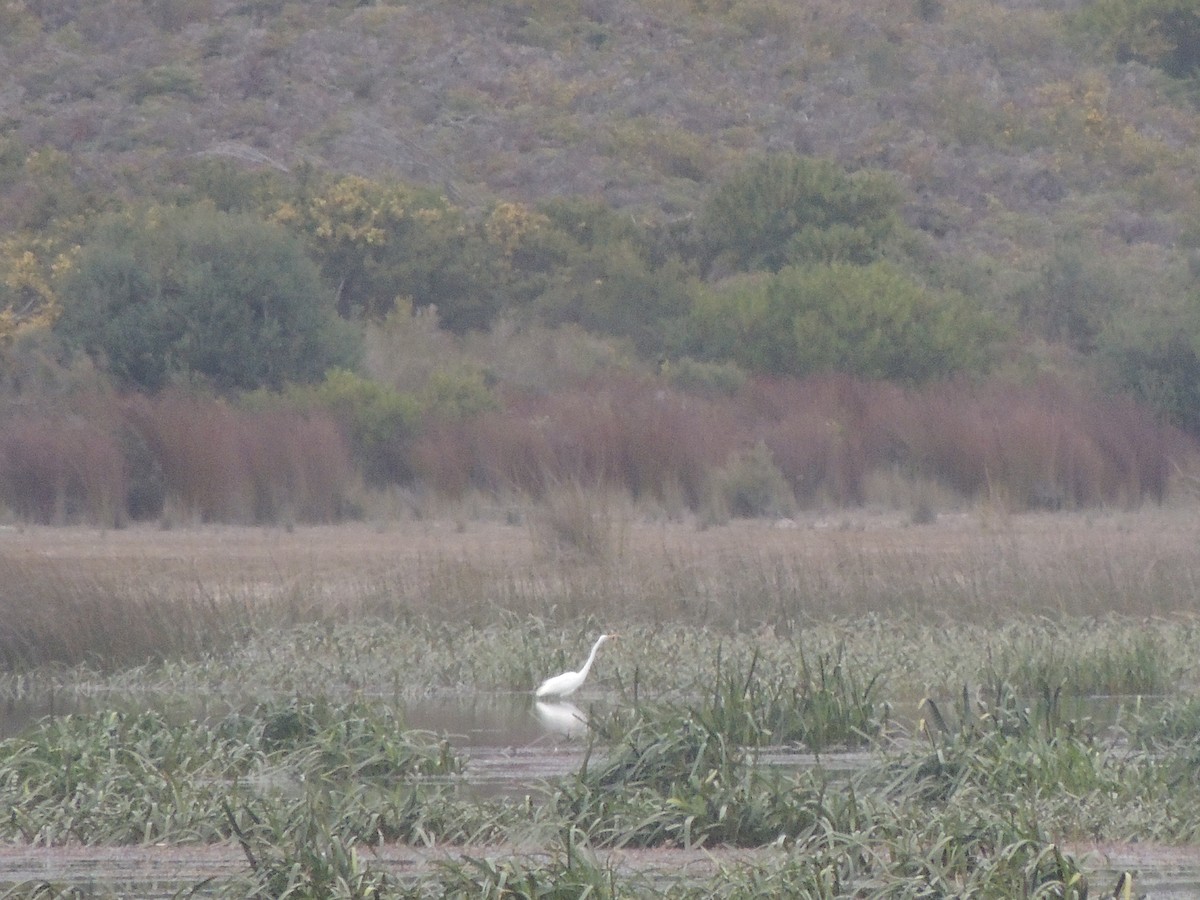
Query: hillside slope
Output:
[[4, 1, 1197, 261]]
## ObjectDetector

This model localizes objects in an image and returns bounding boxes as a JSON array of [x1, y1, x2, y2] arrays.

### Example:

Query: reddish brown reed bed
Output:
[[0, 391, 356, 527], [418, 373, 1186, 513], [0, 374, 1191, 526]]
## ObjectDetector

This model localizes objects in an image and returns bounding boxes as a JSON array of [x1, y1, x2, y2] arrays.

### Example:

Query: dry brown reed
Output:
[[125, 392, 355, 524], [0, 554, 231, 670], [3, 507, 1198, 670]]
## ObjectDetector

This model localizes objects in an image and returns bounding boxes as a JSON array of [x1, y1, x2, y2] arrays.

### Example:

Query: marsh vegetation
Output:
[[0, 508, 1199, 896]]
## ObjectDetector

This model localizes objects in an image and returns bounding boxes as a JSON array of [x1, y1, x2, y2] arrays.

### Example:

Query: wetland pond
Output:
[[2, 691, 1199, 897]]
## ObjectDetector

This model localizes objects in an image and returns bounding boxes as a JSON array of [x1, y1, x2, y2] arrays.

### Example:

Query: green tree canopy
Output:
[[689, 262, 999, 382], [701, 155, 903, 274], [1097, 296, 1200, 435], [55, 204, 359, 392], [274, 173, 500, 333], [494, 197, 696, 355]]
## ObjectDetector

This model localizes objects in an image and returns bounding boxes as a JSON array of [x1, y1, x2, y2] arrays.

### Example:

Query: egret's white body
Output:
[[535, 634, 616, 698]]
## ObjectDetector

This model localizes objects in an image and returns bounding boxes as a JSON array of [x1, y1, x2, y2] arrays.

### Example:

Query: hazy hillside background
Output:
[[1, 0, 1199, 525]]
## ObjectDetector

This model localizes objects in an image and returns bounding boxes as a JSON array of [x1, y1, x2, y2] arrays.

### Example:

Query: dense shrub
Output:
[[865, 377, 1172, 509], [0, 390, 355, 525], [0, 413, 126, 524], [404, 370, 1181, 512], [419, 365, 500, 421], [689, 262, 999, 382], [124, 392, 356, 523], [1096, 304, 1200, 436], [55, 204, 359, 393], [706, 440, 796, 519], [277, 368, 421, 486], [0, 368, 1184, 523], [749, 376, 873, 506], [413, 377, 739, 506], [701, 154, 902, 274], [1010, 240, 1128, 352], [1074, 0, 1200, 78], [505, 197, 696, 355], [532, 239, 695, 356]]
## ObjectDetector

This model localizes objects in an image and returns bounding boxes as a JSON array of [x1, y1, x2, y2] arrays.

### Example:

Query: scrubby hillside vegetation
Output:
[[1, 0, 1198, 524]]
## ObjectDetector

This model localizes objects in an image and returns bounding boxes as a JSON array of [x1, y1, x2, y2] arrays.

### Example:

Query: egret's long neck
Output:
[[578, 637, 605, 677]]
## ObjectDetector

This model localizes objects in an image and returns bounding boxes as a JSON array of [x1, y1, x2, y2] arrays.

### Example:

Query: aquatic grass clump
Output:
[[866, 684, 1200, 846], [890, 684, 1120, 803], [550, 700, 1095, 893], [692, 643, 885, 751], [0, 708, 251, 844], [0, 699, 479, 848], [249, 698, 460, 781], [872, 824, 1089, 898], [981, 619, 1178, 697], [556, 708, 877, 850], [715, 833, 1087, 899], [221, 791, 397, 899], [1128, 694, 1200, 747], [430, 834, 620, 899]]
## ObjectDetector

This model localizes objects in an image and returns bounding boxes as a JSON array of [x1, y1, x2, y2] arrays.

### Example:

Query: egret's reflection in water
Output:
[[534, 700, 588, 738]]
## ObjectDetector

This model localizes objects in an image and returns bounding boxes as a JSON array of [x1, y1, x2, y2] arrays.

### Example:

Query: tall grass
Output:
[[0, 555, 243, 670], [3, 510, 1200, 677]]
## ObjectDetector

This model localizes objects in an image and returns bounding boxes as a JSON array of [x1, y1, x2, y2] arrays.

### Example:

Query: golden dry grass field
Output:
[[3, 505, 1198, 624]]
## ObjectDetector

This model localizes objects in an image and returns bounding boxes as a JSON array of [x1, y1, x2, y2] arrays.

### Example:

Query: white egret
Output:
[[535, 634, 617, 698]]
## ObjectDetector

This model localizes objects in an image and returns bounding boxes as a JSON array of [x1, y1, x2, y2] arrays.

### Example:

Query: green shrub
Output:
[[661, 356, 747, 396], [420, 365, 499, 421], [701, 154, 902, 273], [169, 156, 290, 215], [126, 65, 203, 103], [1096, 302, 1200, 435], [1010, 238, 1127, 352], [689, 262, 999, 382], [706, 441, 795, 520], [275, 173, 500, 333], [1073, 0, 1200, 78], [285, 368, 421, 484], [515, 197, 696, 354], [55, 204, 360, 393]]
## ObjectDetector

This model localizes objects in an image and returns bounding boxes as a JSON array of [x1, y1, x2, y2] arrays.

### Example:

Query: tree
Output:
[[1011, 238, 1127, 352], [1097, 297, 1200, 434], [273, 173, 500, 333], [0, 238, 68, 343], [701, 155, 903, 274], [55, 204, 359, 392], [503, 197, 696, 354]]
